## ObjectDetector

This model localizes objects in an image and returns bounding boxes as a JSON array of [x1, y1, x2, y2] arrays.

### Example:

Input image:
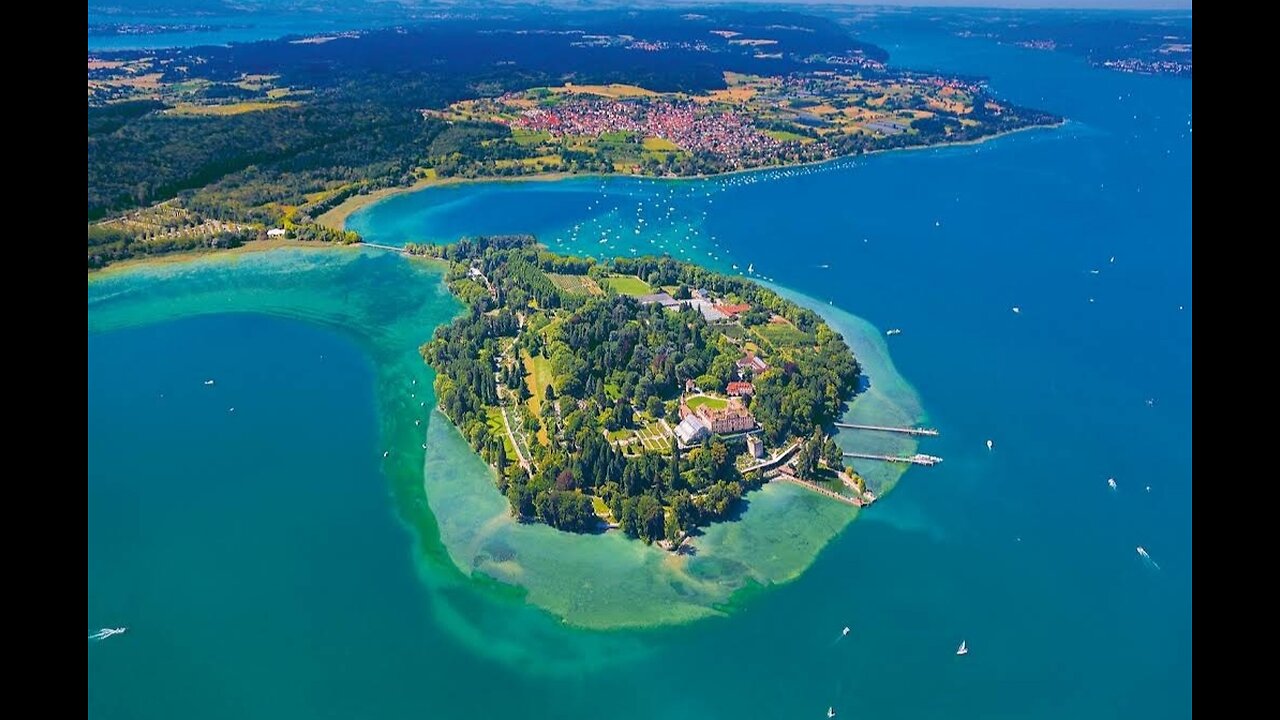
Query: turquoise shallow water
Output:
[[89, 19, 1190, 720]]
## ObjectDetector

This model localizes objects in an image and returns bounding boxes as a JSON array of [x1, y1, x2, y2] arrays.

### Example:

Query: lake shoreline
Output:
[[326, 121, 1064, 232]]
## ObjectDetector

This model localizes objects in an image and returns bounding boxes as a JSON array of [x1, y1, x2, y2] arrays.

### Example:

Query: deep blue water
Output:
[[89, 15, 1191, 720]]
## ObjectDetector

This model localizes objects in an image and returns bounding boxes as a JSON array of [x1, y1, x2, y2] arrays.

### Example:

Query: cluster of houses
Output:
[[512, 98, 781, 159]]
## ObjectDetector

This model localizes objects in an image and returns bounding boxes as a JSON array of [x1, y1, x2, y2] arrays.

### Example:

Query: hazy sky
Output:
[[642, 1, 1193, 8]]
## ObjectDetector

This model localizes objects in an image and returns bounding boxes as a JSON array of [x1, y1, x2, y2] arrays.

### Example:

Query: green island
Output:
[[416, 234, 867, 546]]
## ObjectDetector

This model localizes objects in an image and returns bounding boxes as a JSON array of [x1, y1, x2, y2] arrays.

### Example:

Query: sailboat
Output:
[[827, 708, 836, 718], [1107, 478, 1117, 490], [956, 640, 968, 656], [986, 439, 994, 451], [747, 263, 754, 273]]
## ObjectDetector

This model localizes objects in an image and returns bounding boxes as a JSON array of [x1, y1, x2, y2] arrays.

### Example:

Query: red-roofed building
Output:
[[726, 381, 754, 397], [714, 303, 751, 317]]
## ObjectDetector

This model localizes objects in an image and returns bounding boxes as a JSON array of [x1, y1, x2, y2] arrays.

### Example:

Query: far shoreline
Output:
[[321, 120, 1064, 232], [93, 120, 1063, 277]]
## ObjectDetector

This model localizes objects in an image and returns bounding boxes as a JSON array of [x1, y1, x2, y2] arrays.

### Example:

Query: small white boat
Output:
[[986, 439, 994, 451], [747, 263, 754, 273], [1089, 269, 1101, 275], [204, 380, 215, 386], [383, 451, 390, 458], [956, 640, 968, 656], [1108, 478, 1117, 490], [1136, 546, 1149, 559], [842, 626, 850, 636], [1011, 306, 1021, 314], [1145, 485, 1151, 493], [886, 328, 902, 336], [89, 627, 127, 641], [828, 708, 836, 718]]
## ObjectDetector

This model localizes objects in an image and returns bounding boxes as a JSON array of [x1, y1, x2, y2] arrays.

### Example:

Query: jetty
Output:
[[834, 422, 939, 437], [843, 452, 943, 466], [775, 469, 863, 507]]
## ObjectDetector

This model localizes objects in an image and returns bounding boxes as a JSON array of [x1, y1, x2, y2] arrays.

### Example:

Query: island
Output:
[[86, 7, 1061, 270], [416, 235, 869, 546]]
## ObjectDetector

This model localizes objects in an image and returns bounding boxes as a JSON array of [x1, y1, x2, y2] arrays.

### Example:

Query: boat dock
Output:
[[843, 452, 944, 466], [834, 422, 939, 437]]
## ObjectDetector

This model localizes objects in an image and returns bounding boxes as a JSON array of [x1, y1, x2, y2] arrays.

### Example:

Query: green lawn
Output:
[[603, 274, 653, 296], [719, 322, 747, 341], [522, 351, 554, 445], [590, 495, 614, 522], [753, 321, 814, 349], [512, 128, 553, 146], [764, 129, 818, 144], [486, 407, 517, 459], [642, 136, 679, 151], [600, 130, 637, 144], [686, 394, 729, 413]]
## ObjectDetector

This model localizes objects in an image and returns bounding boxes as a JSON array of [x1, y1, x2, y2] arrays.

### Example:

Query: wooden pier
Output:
[[843, 452, 943, 466], [834, 422, 939, 437]]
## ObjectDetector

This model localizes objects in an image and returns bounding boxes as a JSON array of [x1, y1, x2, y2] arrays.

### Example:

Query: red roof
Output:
[[715, 303, 751, 316], [726, 381, 754, 395]]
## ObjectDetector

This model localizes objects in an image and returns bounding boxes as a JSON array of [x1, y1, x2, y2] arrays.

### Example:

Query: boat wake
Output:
[[1136, 546, 1161, 571], [89, 627, 127, 641]]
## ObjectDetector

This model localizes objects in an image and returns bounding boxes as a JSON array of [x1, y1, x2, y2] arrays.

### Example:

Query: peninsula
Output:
[[418, 235, 866, 545], [86, 7, 1060, 269]]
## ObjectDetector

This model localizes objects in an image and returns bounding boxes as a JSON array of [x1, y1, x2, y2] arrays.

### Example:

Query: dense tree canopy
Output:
[[420, 236, 860, 541]]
